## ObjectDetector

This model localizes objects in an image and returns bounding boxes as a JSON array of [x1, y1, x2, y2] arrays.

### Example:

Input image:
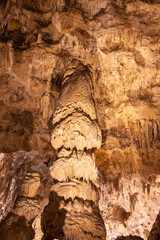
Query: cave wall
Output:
[[0, 0, 160, 240]]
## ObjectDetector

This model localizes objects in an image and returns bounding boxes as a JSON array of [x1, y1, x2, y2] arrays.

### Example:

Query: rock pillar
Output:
[[49, 60, 106, 240]]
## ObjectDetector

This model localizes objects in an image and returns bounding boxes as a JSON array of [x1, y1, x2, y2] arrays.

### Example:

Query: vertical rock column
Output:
[[50, 60, 106, 240]]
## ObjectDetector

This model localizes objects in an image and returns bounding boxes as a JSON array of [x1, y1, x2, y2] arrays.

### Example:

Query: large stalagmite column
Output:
[[49, 60, 106, 240]]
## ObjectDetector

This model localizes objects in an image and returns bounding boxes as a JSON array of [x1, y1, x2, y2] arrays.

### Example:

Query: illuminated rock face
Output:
[[0, 0, 160, 239], [50, 61, 106, 239], [100, 175, 160, 240]]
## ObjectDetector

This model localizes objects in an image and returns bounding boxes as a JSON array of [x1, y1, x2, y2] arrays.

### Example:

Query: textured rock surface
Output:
[[50, 60, 106, 239], [0, 0, 160, 239]]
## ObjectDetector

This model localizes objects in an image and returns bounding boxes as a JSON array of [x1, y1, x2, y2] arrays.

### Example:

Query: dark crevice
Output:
[[41, 191, 67, 240], [116, 236, 144, 240], [34, 19, 51, 28], [51, 74, 63, 92], [0, 213, 35, 240], [148, 212, 160, 240]]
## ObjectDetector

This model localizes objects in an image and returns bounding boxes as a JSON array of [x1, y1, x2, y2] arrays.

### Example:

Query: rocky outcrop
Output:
[[0, 151, 54, 240]]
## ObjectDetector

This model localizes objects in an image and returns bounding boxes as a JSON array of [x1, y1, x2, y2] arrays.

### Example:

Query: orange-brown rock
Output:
[[1, 0, 160, 240]]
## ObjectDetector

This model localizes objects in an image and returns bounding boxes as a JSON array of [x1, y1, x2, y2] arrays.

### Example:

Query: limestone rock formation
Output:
[[50, 60, 106, 239], [0, 0, 160, 240]]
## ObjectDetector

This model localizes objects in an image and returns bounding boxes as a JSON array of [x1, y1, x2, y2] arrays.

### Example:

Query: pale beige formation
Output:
[[50, 153, 98, 183], [50, 60, 106, 239], [51, 113, 101, 150]]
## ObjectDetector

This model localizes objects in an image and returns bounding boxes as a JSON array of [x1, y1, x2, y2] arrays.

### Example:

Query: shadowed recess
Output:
[[0, 213, 35, 240], [41, 191, 67, 240]]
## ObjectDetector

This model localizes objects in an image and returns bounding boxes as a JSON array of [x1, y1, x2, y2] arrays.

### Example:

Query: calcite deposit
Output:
[[0, 0, 160, 240]]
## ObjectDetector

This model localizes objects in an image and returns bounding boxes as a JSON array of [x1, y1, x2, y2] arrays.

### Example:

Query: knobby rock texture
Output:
[[0, 0, 160, 240]]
